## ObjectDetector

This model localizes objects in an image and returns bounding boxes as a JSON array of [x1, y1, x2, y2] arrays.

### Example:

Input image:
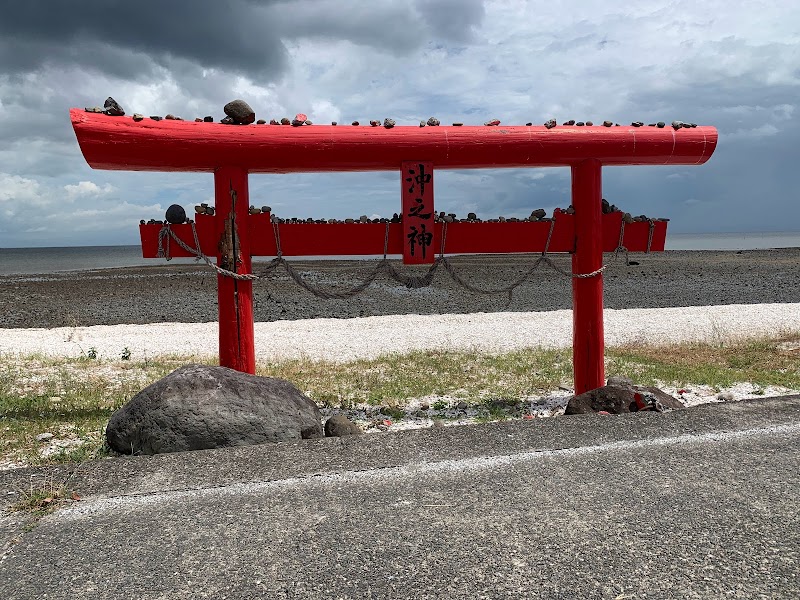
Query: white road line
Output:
[[57, 422, 800, 521]]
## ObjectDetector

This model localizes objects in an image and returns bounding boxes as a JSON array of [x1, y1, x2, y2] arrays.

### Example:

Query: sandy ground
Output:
[[1, 303, 798, 362]]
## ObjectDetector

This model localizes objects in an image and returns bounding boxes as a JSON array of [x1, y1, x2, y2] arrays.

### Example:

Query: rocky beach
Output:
[[1, 249, 798, 329]]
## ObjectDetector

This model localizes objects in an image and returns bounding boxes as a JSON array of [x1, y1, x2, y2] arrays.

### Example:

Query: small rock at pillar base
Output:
[[565, 384, 683, 415], [165, 204, 187, 224], [224, 99, 256, 124], [324, 415, 362, 437], [104, 97, 125, 116], [606, 375, 633, 387]]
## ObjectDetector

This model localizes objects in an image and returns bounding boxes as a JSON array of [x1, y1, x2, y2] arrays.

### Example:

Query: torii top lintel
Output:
[[70, 109, 717, 173]]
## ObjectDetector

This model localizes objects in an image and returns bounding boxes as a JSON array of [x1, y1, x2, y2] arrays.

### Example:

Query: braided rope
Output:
[[646, 219, 655, 254], [156, 214, 643, 300], [157, 223, 258, 281]]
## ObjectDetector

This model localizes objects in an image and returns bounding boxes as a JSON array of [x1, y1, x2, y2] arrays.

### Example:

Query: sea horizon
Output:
[[1, 231, 799, 276]]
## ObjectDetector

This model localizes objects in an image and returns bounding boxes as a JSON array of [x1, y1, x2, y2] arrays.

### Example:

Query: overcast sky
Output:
[[1, 0, 798, 247]]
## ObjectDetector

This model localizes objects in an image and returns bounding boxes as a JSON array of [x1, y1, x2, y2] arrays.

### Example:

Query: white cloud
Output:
[[64, 180, 116, 201], [0, 173, 47, 206], [2, 0, 800, 245]]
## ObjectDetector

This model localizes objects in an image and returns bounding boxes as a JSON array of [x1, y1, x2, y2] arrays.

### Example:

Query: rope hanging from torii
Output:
[[156, 215, 643, 302]]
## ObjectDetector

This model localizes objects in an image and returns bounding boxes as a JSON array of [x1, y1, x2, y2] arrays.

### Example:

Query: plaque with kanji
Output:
[[402, 161, 435, 264]]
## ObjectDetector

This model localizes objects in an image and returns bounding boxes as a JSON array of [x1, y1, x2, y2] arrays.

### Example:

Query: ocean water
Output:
[[1, 232, 798, 276]]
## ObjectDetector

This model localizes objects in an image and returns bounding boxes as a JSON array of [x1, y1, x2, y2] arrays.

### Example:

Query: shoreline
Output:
[[1, 249, 799, 329]]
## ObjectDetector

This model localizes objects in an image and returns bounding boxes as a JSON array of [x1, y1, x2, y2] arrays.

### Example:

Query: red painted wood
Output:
[[71, 109, 718, 173], [402, 161, 436, 264], [142, 214, 666, 258], [571, 160, 605, 395], [214, 167, 255, 374], [141, 213, 667, 258]]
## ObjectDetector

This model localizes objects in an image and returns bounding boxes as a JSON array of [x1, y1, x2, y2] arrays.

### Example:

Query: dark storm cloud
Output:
[[415, 0, 486, 43], [0, 0, 487, 80], [0, 0, 288, 79]]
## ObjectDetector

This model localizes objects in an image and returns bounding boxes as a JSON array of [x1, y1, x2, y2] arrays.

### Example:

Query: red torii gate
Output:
[[70, 109, 717, 393]]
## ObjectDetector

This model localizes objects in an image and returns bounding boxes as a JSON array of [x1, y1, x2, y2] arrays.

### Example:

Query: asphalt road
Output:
[[1, 397, 799, 599]]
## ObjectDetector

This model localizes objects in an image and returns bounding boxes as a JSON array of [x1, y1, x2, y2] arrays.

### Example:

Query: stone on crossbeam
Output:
[[104, 97, 125, 116], [165, 204, 186, 224], [106, 365, 323, 455], [224, 99, 256, 125]]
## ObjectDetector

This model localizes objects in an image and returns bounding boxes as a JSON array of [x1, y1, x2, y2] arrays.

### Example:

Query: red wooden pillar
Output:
[[214, 166, 255, 374], [571, 159, 605, 394]]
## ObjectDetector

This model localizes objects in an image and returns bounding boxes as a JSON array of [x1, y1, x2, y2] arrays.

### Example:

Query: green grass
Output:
[[606, 335, 800, 391], [0, 333, 797, 468], [8, 476, 80, 521]]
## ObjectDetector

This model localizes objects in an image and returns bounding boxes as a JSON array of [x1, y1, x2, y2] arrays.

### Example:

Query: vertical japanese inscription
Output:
[[401, 161, 435, 264]]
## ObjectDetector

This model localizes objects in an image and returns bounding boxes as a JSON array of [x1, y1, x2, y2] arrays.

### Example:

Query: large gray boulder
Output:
[[106, 364, 323, 455]]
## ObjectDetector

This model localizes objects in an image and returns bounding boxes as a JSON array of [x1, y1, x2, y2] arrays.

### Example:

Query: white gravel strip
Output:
[[1, 303, 797, 362]]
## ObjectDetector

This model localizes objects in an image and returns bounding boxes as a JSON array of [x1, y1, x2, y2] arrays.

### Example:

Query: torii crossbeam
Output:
[[70, 109, 717, 393]]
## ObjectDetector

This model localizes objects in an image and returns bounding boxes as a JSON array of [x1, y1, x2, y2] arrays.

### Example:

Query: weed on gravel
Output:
[[0, 333, 798, 469]]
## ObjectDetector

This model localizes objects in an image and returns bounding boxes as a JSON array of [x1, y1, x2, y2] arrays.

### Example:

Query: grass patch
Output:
[[8, 476, 80, 521], [0, 332, 797, 468], [0, 354, 214, 466], [606, 332, 800, 391], [256, 347, 573, 407]]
